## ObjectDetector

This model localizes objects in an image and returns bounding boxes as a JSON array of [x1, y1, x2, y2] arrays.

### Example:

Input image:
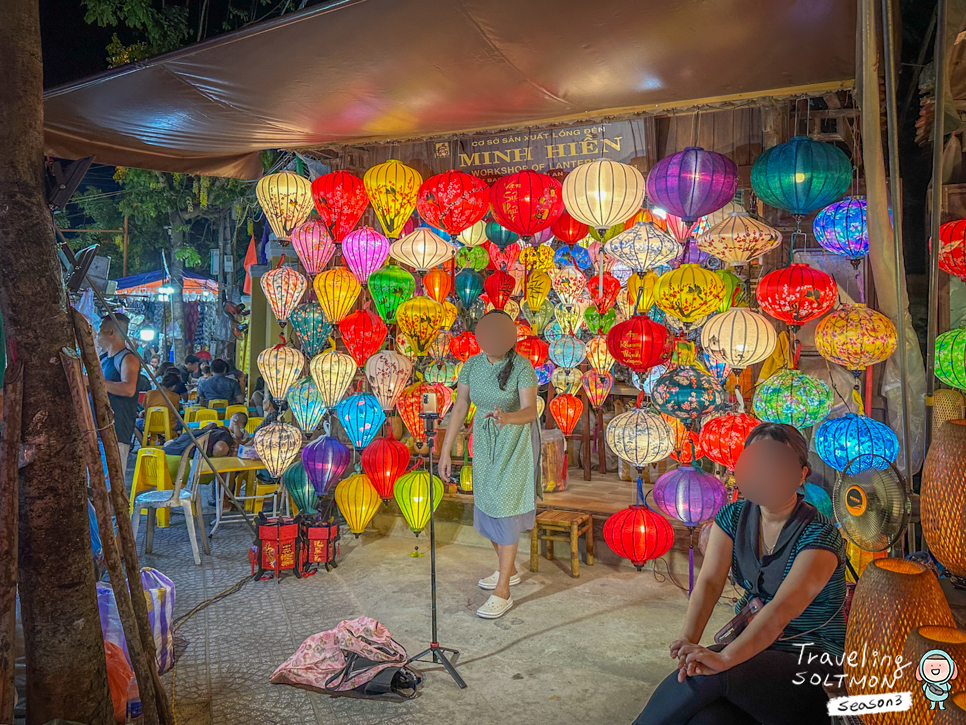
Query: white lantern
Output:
[[695, 212, 782, 267], [605, 409, 674, 468], [604, 223, 679, 274], [257, 346, 305, 401], [390, 229, 455, 272], [253, 422, 303, 479], [562, 159, 646, 232], [309, 351, 356, 409], [458, 220, 488, 248], [701, 308, 778, 371], [365, 351, 414, 411], [255, 172, 313, 241]]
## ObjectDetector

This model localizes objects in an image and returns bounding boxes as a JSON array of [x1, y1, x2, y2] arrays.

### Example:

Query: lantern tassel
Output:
[[688, 528, 695, 597], [635, 472, 645, 507]]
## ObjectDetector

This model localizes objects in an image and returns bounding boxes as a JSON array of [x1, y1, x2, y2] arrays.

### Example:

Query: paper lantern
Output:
[[458, 219, 487, 247], [335, 393, 386, 450], [519, 245, 554, 275], [427, 331, 453, 363], [522, 301, 554, 336], [424, 361, 460, 387], [692, 201, 745, 236], [582, 371, 614, 410], [523, 270, 553, 312], [257, 345, 305, 400], [364, 160, 423, 238], [490, 170, 564, 240], [604, 223, 679, 274], [938, 219, 966, 281], [551, 367, 582, 396], [486, 241, 520, 271], [361, 434, 411, 499], [335, 474, 381, 537], [396, 297, 446, 355], [313, 267, 361, 323], [584, 308, 617, 336], [800, 482, 833, 519], [549, 394, 583, 436], [549, 266, 585, 308], [396, 383, 452, 441], [700, 308, 777, 371], [626, 271, 658, 316], [606, 408, 675, 467], [289, 303, 333, 357], [309, 351, 356, 408], [282, 461, 317, 515], [454, 270, 485, 309], [654, 264, 726, 327], [751, 136, 852, 217], [698, 412, 760, 471], [922, 419, 966, 577], [755, 264, 837, 330], [416, 170, 489, 235], [936, 327, 966, 390], [483, 270, 515, 311], [311, 170, 368, 242], [341, 227, 389, 285], [338, 310, 388, 366], [394, 470, 444, 536], [586, 336, 616, 373], [589, 222, 625, 243], [603, 505, 675, 570], [652, 365, 725, 423], [548, 336, 586, 369], [390, 229, 454, 272], [369, 265, 415, 323], [261, 264, 307, 325], [606, 315, 671, 372], [455, 246, 488, 273], [485, 222, 520, 250], [813, 197, 870, 264], [364, 350, 413, 411], [552, 211, 590, 244], [458, 465, 473, 492], [422, 267, 452, 304], [290, 219, 336, 276], [647, 147, 737, 223], [516, 336, 549, 368], [587, 272, 621, 315], [554, 244, 594, 273], [695, 212, 782, 267], [301, 434, 351, 496], [661, 414, 703, 465], [449, 332, 480, 363], [256, 172, 313, 240], [753, 369, 833, 429], [286, 378, 326, 432], [441, 296, 458, 329], [714, 269, 745, 313], [253, 422, 303, 479], [814, 414, 899, 474], [562, 159, 645, 231], [815, 304, 898, 373]]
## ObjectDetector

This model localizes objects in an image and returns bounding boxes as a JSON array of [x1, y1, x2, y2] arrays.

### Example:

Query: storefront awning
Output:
[[43, 0, 856, 179]]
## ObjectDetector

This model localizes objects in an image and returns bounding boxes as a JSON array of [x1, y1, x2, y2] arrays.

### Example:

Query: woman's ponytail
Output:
[[497, 349, 516, 391]]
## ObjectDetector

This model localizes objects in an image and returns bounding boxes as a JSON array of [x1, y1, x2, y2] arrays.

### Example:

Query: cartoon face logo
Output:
[[917, 649, 959, 710]]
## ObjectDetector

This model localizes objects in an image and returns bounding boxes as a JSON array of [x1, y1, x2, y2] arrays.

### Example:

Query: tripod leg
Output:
[[433, 650, 467, 689]]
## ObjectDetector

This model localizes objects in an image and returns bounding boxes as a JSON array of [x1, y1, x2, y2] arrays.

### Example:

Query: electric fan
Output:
[[832, 454, 911, 552]]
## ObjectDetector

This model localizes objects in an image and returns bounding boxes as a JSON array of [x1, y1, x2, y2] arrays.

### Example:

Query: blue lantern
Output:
[[751, 136, 852, 217], [553, 244, 594, 272], [535, 361, 555, 386], [334, 393, 386, 451], [454, 270, 485, 308], [549, 335, 586, 368], [814, 413, 898, 474], [543, 321, 564, 343], [633, 363, 667, 395], [800, 481, 833, 519], [289, 303, 333, 357], [485, 221, 519, 249], [281, 460, 318, 514], [812, 197, 870, 265], [286, 378, 326, 432]]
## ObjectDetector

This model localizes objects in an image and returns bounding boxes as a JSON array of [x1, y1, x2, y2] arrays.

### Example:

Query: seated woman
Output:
[[136, 369, 183, 437], [634, 423, 846, 725]]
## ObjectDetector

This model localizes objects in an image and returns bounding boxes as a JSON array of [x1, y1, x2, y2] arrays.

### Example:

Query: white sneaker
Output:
[[478, 570, 521, 590], [476, 594, 513, 619]]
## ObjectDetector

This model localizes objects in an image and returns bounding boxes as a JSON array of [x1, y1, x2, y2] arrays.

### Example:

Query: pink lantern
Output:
[[342, 227, 390, 285], [290, 219, 336, 276]]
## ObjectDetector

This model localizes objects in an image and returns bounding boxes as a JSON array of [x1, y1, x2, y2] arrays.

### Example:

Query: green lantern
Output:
[[589, 221, 625, 243], [936, 327, 966, 390], [750, 136, 852, 217], [456, 245, 489, 272], [714, 269, 746, 312], [393, 470, 444, 536], [423, 360, 460, 387], [282, 460, 317, 515], [459, 465, 473, 492], [522, 301, 555, 335], [368, 264, 415, 324], [753, 369, 833, 430]]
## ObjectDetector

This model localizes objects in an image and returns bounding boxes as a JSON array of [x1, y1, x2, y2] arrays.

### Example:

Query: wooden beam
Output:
[[0, 363, 23, 724]]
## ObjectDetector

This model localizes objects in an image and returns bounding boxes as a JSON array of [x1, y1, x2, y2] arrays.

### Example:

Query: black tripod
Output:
[[407, 410, 467, 688]]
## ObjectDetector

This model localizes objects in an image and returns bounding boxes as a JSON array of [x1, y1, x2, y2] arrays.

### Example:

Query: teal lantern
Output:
[[814, 413, 898, 474], [801, 481, 833, 519], [936, 327, 966, 390], [286, 378, 326, 432], [485, 221, 519, 249], [651, 365, 725, 423], [424, 360, 460, 387], [454, 270, 485, 309], [753, 369, 832, 429], [549, 335, 586, 368], [750, 137, 852, 217], [281, 461, 317, 515], [289, 302, 333, 357]]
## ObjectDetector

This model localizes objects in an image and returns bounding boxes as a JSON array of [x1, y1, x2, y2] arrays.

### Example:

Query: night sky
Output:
[[40, 0, 116, 89]]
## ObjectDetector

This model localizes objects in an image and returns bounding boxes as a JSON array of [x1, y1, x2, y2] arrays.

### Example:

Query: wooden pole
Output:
[[0, 363, 23, 723], [60, 352, 160, 725], [580, 363, 591, 481], [123, 216, 129, 277]]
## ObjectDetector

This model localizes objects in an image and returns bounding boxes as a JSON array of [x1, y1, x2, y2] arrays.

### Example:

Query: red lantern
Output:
[[423, 268, 453, 303], [416, 171, 489, 236], [489, 171, 565, 241], [552, 211, 590, 244], [606, 315, 671, 372], [698, 412, 760, 471], [603, 506, 675, 571], [311, 171, 369, 242], [397, 383, 453, 440], [516, 336, 549, 368], [484, 270, 515, 310], [588, 272, 621, 314], [338, 310, 388, 366], [550, 393, 583, 436], [450, 332, 480, 362], [486, 242, 520, 272], [361, 434, 411, 499], [755, 263, 837, 330], [938, 219, 966, 281]]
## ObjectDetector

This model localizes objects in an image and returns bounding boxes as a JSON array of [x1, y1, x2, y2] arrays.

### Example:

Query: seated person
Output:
[[136, 369, 184, 436], [634, 423, 846, 725], [249, 377, 266, 417], [228, 412, 252, 448], [157, 361, 188, 397], [199, 362, 212, 379], [196, 359, 244, 406]]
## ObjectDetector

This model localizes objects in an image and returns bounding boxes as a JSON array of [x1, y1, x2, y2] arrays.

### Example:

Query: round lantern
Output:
[[450, 331, 480, 363], [335, 474, 382, 537], [390, 229, 454, 272], [424, 361, 460, 387], [922, 419, 966, 577], [814, 304, 898, 373], [458, 219, 487, 247], [647, 147, 738, 223], [755, 263, 837, 330], [368, 265, 415, 324], [361, 434, 411, 500], [335, 393, 386, 451], [256, 172, 313, 240], [698, 412, 760, 471], [936, 327, 966, 390], [261, 264, 307, 325], [257, 345, 305, 401], [561, 159, 645, 232], [416, 170, 489, 235], [700, 308, 777, 371], [812, 197, 870, 265], [394, 470, 444, 536], [552, 211, 590, 244], [654, 264, 726, 327], [554, 244, 594, 273], [396, 297, 446, 355], [584, 307, 617, 336], [485, 222, 520, 250], [519, 245, 554, 275], [938, 219, 966, 281], [490, 170, 564, 241], [549, 336, 586, 369], [454, 270, 485, 309], [364, 350, 413, 411], [342, 227, 389, 285], [692, 201, 745, 236], [753, 369, 833, 429], [750, 136, 852, 217], [364, 160, 423, 238], [606, 315, 671, 372], [286, 378, 326, 432], [289, 303, 333, 358], [311, 170, 368, 242], [603, 505, 675, 571], [651, 365, 725, 423], [313, 267, 361, 323], [483, 270, 515, 311], [282, 461, 317, 515], [549, 394, 583, 436], [301, 434, 351, 496], [516, 336, 549, 368], [290, 219, 336, 276], [423, 268, 453, 304], [605, 408, 675, 467], [695, 212, 782, 268], [586, 336, 615, 373], [604, 223, 679, 274], [814, 413, 899, 474], [587, 272, 621, 314], [253, 422, 303, 479], [582, 371, 614, 409], [338, 310, 388, 366], [551, 367, 582, 396], [309, 350, 356, 409]]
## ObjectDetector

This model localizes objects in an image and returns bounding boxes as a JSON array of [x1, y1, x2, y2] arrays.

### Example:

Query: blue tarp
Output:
[[113, 269, 216, 290]]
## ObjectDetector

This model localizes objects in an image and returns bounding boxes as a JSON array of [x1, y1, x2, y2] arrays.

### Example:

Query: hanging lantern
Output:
[[256, 172, 313, 240], [561, 159, 646, 232], [551, 367, 582, 396], [364, 160, 423, 238], [755, 264, 838, 331], [394, 470, 444, 536], [662, 414, 703, 464], [587, 272, 621, 314], [458, 219, 488, 247], [485, 222, 520, 250], [750, 136, 852, 217], [549, 335, 586, 369], [424, 361, 460, 387], [454, 270, 485, 308], [582, 371, 614, 410], [286, 378, 326, 432], [301, 434, 351, 496], [311, 170, 369, 242], [416, 170, 489, 235], [651, 365, 725, 423], [646, 147, 738, 223], [603, 505, 675, 571], [519, 245, 554, 275], [309, 350, 356, 408], [653, 465, 725, 527], [714, 269, 745, 313], [549, 393, 583, 436], [554, 244, 594, 273], [813, 197, 870, 265], [335, 393, 386, 450], [522, 301, 554, 336], [361, 434, 411, 500], [483, 270, 515, 310], [605, 408, 675, 467], [584, 307, 618, 336], [654, 264, 726, 327], [253, 422, 303, 479], [700, 308, 777, 371], [395, 297, 446, 355], [922, 420, 966, 577], [551, 266, 587, 307], [604, 223, 679, 274], [606, 315, 671, 372], [815, 304, 898, 373], [335, 474, 382, 537], [695, 212, 782, 268], [396, 383, 453, 441], [516, 336, 549, 368], [936, 327, 966, 390], [369, 265, 415, 324], [586, 336, 616, 373], [552, 211, 589, 244], [261, 264, 307, 325], [341, 227, 389, 285], [626, 271, 658, 316], [692, 201, 745, 236], [257, 346, 305, 401], [282, 461, 317, 515], [338, 310, 388, 366], [428, 332, 453, 363], [390, 229, 455, 272], [589, 221, 625, 243], [486, 241, 520, 271], [423, 267, 453, 304], [364, 350, 413, 411], [450, 331, 480, 363], [313, 267, 361, 323], [289, 303, 333, 357], [937, 219, 966, 281], [524, 270, 553, 312], [814, 414, 899, 474], [490, 170, 565, 241], [698, 412, 760, 471], [290, 219, 336, 276], [456, 243, 490, 271], [753, 369, 833, 429]]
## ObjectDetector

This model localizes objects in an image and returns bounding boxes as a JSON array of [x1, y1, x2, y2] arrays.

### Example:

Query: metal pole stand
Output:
[[407, 411, 467, 689]]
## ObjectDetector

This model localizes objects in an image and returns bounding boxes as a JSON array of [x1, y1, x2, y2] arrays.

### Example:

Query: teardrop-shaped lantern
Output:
[[549, 393, 583, 436], [261, 264, 307, 325], [253, 422, 303, 479], [552, 266, 587, 306], [700, 308, 777, 371], [483, 270, 515, 311], [751, 136, 852, 217], [282, 461, 317, 515], [582, 370, 614, 409], [309, 350, 356, 409], [654, 264, 726, 327], [755, 264, 837, 331], [522, 301, 554, 336], [396, 383, 453, 441], [695, 212, 782, 268], [814, 304, 898, 374], [551, 368, 583, 396], [588, 272, 621, 314], [257, 346, 305, 401], [606, 408, 675, 467], [338, 310, 388, 366], [396, 297, 446, 355], [454, 270, 485, 309], [334, 393, 386, 450], [458, 219, 488, 247], [524, 270, 553, 312], [342, 227, 390, 285], [311, 170, 368, 242], [286, 378, 326, 432], [562, 159, 646, 232], [364, 160, 423, 238], [604, 223, 680, 274], [390, 229, 455, 271], [301, 434, 351, 496], [369, 265, 415, 324], [450, 331, 481, 363], [256, 172, 313, 240], [647, 147, 738, 223], [289, 303, 332, 357], [394, 470, 444, 536], [335, 474, 382, 537], [603, 505, 675, 571], [423, 268, 453, 304], [364, 350, 413, 411], [416, 170, 489, 236], [361, 434, 411, 500], [490, 170, 565, 241], [606, 315, 671, 372], [313, 267, 362, 323], [586, 336, 616, 373], [290, 219, 337, 276]]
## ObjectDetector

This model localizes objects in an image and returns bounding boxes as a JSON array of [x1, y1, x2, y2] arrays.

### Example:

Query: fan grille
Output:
[[832, 455, 909, 552]]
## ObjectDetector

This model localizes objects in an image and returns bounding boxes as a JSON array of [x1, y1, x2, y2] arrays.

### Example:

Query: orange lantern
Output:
[[550, 393, 583, 436], [516, 336, 549, 368], [586, 336, 616, 373], [661, 413, 703, 464], [397, 383, 453, 440], [313, 267, 361, 323], [423, 268, 452, 303], [582, 370, 614, 410]]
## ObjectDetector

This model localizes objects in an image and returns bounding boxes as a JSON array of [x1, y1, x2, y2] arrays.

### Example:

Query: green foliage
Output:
[[83, 0, 189, 64]]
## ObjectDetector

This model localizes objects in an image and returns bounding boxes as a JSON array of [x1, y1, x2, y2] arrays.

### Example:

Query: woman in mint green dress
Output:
[[439, 311, 540, 620]]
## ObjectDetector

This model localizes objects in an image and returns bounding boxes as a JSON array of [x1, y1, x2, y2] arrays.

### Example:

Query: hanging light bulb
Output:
[[309, 350, 356, 409], [256, 172, 314, 241], [286, 378, 326, 432], [257, 346, 305, 401], [390, 229, 455, 272], [313, 267, 362, 323], [253, 422, 303, 479], [260, 263, 307, 326], [364, 351, 413, 411]]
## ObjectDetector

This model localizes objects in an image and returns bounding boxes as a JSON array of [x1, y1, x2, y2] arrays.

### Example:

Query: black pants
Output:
[[633, 646, 838, 725]]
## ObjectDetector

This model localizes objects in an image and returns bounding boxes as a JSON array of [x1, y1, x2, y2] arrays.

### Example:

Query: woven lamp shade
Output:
[[933, 389, 966, 439], [904, 627, 966, 725], [845, 559, 955, 725], [936, 693, 966, 725], [921, 419, 966, 577]]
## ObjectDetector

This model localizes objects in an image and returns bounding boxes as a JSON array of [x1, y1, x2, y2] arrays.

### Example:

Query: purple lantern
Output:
[[342, 226, 390, 285], [646, 147, 738, 224], [676, 242, 711, 268], [301, 435, 351, 496]]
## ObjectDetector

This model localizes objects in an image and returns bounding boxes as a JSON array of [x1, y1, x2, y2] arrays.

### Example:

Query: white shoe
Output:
[[478, 570, 521, 590], [476, 594, 513, 619]]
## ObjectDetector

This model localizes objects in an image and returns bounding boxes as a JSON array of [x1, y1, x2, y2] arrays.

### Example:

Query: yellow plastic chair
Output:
[[245, 416, 264, 434], [129, 447, 172, 527], [183, 406, 203, 424], [207, 398, 229, 410], [225, 404, 248, 420], [194, 409, 219, 425], [143, 407, 173, 447]]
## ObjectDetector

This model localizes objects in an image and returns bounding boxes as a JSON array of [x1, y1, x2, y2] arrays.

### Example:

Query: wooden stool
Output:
[[530, 510, 594, 577]]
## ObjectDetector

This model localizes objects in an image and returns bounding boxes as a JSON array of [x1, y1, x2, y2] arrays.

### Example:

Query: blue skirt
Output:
[[474, 506, 535, 546]]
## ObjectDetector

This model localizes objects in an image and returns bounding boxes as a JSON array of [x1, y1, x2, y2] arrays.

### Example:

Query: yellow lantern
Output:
[[253, 422, 303, 479], [396, 297, 446, 355], [393, 470, 444, 536], [309, 351, 356, 408], [535, 397, 545, 419], [389, 229, 454, 271], [490, 299, 520, 321], [562, 159, 646, 232], [256, 172, 313, 241], [554, 302, 586, 336], [260, 264, 307, 325], [363, 160, 423, 238], [586, 336, 616, 373], [654, 264, 726, 327], [551, 367, 582, 395], [458, 219, 487, 247], [364, 350, 413, 411], [525, 270, 553, 311], [334, 473, 382, 537], [257, 346, 305, 400], [441, 300, 459, 330], [627, 270, 658, 314], [519, 245, 554, 273], [458, 465, 473, 492], [313, 267, 361, 323], [815, 304, 898, 373]]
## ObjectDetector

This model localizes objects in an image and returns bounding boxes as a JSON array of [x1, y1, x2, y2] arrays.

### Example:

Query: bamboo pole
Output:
[[60, 351, 160, 725], [0, 362, 23, 723]]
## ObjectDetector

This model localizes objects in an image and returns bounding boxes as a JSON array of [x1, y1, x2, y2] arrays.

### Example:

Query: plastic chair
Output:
[[225, 404, 248, 420], [245, 416, 264, 434], [143, 406, 173, 447], [131, 433, 212, 566], [207, 399, 229, 410], [129, 447, 173, 527], [194, 409, 219, 425], [183, 406, 203, 423]]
